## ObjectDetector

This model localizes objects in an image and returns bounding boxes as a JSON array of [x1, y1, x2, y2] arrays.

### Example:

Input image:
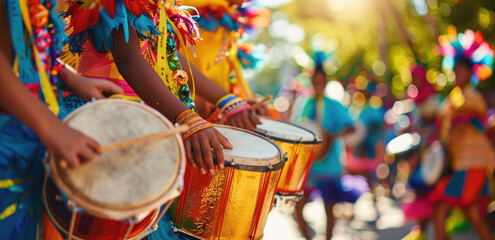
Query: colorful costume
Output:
[[347, 105, 384, 173], [401, 65, 440, 222], [63, 0, 199, 110], [429, 29, 495, 208], [293, 96, 368, 204], [181, 0, 268, 100], [0, 0, 65, 238]]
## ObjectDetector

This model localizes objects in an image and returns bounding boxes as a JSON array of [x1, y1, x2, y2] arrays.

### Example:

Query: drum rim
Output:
[[254, 117, 321, 144], [214, 124, 286, 171], [386, 132, 422, 155], [42, 175, 160, 240], [48, 99, 185, 219], [420, 142, 445, 185]]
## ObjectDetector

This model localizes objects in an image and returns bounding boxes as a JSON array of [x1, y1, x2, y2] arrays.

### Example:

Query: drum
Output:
[[254, 118, 320, 206], [409, 141, 445, 189], [169, 125, 285, 240], [43, 99, 185, 240], [386, 132, 421, 157]]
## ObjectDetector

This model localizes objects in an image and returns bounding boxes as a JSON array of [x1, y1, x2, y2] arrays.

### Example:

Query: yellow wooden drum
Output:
[[43, 99, 185, 240], [255, 118, 320, 207], [169, 125, 285, 240]]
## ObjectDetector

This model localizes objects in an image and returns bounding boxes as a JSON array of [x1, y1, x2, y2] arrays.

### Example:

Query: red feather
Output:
[[140, 0, 158, 18], [101, 0, 117, 19], [123, 0, 142, 17], [66, 3, 101, 34]]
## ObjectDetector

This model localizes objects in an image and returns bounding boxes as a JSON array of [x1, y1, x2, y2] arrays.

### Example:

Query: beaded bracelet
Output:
[[175, 109, 213, 140], [216, 94, 251, 119]]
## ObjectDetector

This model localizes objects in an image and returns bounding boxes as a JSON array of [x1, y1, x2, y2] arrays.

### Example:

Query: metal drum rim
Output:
[[213, 124, 286, 172], [47, 99, 186, 220], [42, 175, 160, 240], [254, 117, 321, 144]]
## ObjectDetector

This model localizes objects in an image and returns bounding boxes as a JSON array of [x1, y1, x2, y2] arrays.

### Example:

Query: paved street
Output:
[[264, 193, 480, 240]]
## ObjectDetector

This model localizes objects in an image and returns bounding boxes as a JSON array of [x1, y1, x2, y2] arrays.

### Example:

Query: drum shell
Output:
[[273, 140, 318, 194], [169, 163, 282, 240], [43, 177, 159, 240]]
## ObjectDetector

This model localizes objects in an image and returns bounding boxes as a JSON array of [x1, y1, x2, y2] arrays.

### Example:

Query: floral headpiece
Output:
[[438, 27, 494, 86]]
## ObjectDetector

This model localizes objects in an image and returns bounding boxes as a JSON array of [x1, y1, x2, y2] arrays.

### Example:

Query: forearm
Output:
[[111, 28, 188, 120], [179, 53, 229, 104], [0, 52, 62, 140]]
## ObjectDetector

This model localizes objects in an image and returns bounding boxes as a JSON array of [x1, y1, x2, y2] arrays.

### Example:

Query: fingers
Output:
[[200, 139, 215, 175], [184, 140, 196, 167], [249, 110, 262, 126], [214, 128, 232, 149], [85, 137, 102, 155], [60, 150, 78, 169], [241, 111, 255, 131], [98, 80, 124, 97], [77, 145, 97, 165], [210, 136, 225, 169], [191, 137, 206, 175]]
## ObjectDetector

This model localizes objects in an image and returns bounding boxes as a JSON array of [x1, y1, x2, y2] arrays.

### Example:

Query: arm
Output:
[[0, 52, 100, 168], [110, 27, 231, 174], [179, 53, 261, 130], [59, 61, 124, 100]]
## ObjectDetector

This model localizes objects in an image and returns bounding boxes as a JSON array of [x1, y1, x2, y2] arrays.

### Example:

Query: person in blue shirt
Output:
[[292, 66, 369, 240]]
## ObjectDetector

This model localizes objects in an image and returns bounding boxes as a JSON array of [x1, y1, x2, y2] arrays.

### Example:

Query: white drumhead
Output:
[[215, 126, 282, 167], [256, 118, 316, 142], [55, 100, 182, 213], [386, 133, 421, 155], [421, 141, 445, 186]]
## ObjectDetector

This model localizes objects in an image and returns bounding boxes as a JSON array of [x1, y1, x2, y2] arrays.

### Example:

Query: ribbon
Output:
[[19, 0, 60, 115]]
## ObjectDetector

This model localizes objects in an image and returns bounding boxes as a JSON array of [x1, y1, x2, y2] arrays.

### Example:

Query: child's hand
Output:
[[41, 122, 101, 168], [68, 76, 123, 101], [184, 128, 232, 175], [226, 109, 262, 131]]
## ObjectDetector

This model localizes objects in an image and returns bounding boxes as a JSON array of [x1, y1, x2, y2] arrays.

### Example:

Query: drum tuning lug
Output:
[[67, 199, 77, 209], [129, 216, 139, 224], [268, 162, 273, 170], [152, 224, 158, 230]]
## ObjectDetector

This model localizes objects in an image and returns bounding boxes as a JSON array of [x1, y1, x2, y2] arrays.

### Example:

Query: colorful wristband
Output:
[[175, 109, 213, 140], [216, 94, 251, 119]]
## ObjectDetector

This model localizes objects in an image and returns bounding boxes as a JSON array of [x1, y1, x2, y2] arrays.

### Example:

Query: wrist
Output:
[[215, 94, 250, 119], [35, 113, 64, 143], [175, 109, 213, 139]]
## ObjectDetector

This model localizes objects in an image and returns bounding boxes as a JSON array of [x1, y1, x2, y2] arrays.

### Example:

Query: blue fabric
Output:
[[445, 170, 466, 198], [306, 97, 353, 177], [0, 115, 45, 240], [307, 175, 368, 204], [197, 11, 239, 32], [5, 0, 64, 85], [147, 212, 185, 240], [322, 98, 353, 135], [353, 107, 384, 158]]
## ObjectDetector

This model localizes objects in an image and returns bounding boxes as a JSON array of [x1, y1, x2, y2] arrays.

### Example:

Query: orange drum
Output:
[[255, 118, 320, 207], [169, 125, 286, 240], [43, 99, 185, 240]]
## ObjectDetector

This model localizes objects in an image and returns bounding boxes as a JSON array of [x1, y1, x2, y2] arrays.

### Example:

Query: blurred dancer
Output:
[[347, 83, 385, 189], [430, 29, 495, 240], [401, 65, 440, 240], [292, 53, 369, 240]]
